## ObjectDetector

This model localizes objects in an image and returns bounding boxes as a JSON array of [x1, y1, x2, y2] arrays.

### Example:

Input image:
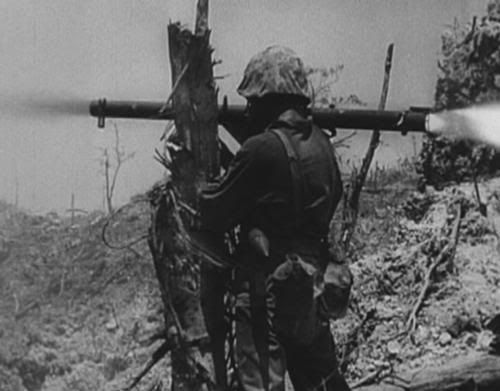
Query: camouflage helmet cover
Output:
[[237, 46, 310, 101]]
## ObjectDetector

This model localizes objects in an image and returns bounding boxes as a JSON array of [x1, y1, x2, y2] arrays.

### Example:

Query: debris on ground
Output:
[[1, 177, 500, 390]]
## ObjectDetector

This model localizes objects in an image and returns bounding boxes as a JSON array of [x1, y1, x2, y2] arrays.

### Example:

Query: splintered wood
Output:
[[356, 354, 500, 391], [147, 1, 220, 390]]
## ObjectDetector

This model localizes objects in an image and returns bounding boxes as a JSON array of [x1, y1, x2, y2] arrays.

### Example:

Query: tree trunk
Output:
[[356, 353, 500, 391], [148, 1, 220, 390], [341, 43, 394, 252]]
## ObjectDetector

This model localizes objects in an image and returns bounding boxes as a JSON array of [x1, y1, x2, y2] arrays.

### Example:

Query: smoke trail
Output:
[[428, 104, 500, 150], [0, 92, 89, 119]]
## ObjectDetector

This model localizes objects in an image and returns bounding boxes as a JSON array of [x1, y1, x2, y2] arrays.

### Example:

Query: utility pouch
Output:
[[269, 253, 318, 345], [317, 250, 353, 320], [248, 228, 270, 258]]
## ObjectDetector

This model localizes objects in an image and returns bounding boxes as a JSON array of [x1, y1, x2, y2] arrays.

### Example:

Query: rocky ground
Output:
[[0, 177, 499, 391], [335, 178, 500, 385], [0, 197, 169, 391]]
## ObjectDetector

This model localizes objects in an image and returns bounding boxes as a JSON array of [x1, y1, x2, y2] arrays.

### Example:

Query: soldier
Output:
[[199, 46, 351, 391]]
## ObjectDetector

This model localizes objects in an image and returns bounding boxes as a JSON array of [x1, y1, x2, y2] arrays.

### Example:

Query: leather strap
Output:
[[316, 129, 338, 220], [269, 128, 305, 229], [250, 270, 269, 389]]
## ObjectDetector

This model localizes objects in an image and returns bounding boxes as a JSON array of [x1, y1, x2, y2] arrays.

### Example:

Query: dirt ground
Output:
[[335, 178, 500, 383], [0, 177, 499, 391]]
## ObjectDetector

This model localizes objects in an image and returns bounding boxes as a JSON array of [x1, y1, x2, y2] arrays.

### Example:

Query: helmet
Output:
[[237, 46, 310, 101]]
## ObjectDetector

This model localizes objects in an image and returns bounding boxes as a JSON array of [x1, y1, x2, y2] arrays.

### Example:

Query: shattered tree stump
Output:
[[356, 353, 500, 391], [148, 1, 220, 390]]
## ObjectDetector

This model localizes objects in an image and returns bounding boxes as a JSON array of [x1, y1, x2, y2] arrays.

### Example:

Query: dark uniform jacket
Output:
[[200, 109, 343, 259], [199, 109, 350, 391]]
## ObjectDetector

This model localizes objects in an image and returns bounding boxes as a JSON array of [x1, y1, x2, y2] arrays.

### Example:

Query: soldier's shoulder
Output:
[[242, 131, 281, 150], [240, 131, 282, 161]]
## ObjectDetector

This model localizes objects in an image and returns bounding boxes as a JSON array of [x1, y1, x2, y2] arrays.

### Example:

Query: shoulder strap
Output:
[[315, 127, 338, 219], [269, 128, 304, 229]]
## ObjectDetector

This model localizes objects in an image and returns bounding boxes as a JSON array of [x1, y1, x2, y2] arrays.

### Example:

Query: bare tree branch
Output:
[[341, 43, 394, 252], [406, 203, 462, 333], [101, 123, 135, 214]]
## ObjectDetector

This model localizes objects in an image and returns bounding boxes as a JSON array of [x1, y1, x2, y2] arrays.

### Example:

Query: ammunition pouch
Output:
[[270, 253, 318, 345], [270, 247, 352, 345], [317, 258, 353, 320]]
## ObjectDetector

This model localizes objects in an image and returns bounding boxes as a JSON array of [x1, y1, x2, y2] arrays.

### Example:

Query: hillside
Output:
[[0, 198, 168, 391], [335, 178, 500, 384], [0, 176, 499, 391]]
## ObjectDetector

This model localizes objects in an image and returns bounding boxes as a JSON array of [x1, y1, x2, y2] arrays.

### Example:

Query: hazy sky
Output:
[[0, 0, 489, 212]]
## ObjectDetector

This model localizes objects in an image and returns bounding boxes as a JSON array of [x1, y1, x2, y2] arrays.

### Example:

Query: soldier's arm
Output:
[[199, 135, 268, 233]]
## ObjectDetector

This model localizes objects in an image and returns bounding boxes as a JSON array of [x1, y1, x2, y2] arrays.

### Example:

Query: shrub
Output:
[[417, 0, 500, 186]]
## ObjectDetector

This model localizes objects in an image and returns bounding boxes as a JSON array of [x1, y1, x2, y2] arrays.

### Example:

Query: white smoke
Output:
[[428, 104, 500, 150]]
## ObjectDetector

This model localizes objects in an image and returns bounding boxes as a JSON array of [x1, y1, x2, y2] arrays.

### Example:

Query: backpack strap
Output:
[[269, 128, 305, 229], [316, 128, 339, 220]]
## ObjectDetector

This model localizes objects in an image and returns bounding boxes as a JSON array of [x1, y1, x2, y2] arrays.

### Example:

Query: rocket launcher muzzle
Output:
[[89, 98, 431, 135]]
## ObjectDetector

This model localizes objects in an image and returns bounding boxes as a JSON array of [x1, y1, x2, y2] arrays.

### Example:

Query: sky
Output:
[[0, 0, 490, 213]]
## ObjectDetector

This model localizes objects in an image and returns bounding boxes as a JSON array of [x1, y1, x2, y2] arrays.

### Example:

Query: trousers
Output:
[[234, 287, 350, 391]]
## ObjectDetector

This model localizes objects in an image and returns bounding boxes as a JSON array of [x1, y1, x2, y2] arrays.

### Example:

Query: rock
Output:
[[68, 350, 80, 364], [464, 333, 477, 347], [16, 357, 49, 391], [445, 314, 478, 338], [0, 365, 26, 391], [438, 332, 452, 346], [63, 361, 105, 391], [146, 312, 161, 323], [476, 330, 494, 351], [53, 324, 66, 336], [414, 326, 431, 344], [143, 319, 160, 334], [105, 318, 118, 332], [102, 355, 129, 381], [369, 323, 392, 342], [387, 340, 401, 355], [375, 303, 397, 320]]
